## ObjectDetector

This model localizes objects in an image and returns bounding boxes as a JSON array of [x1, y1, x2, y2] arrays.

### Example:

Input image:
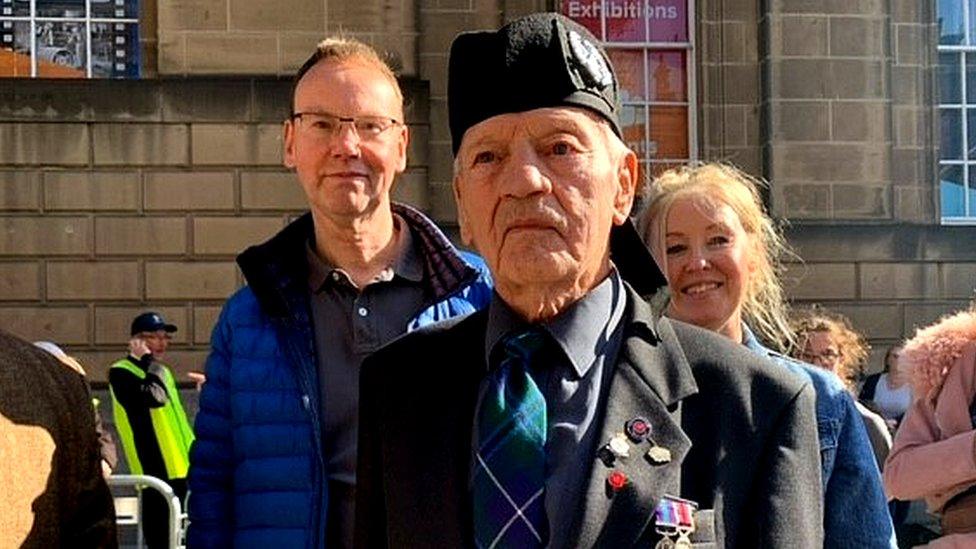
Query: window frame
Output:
[[938, 0, 976, 223]]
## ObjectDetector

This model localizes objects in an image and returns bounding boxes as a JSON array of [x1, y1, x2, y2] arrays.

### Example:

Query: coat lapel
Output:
[[573, 286, 698, 547]]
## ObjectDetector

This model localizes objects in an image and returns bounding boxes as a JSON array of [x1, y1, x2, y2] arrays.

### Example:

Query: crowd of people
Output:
[[4, 11, 976, 549]]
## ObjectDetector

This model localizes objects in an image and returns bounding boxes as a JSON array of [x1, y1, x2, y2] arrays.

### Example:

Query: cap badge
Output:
[[568, 30, 613, 89]]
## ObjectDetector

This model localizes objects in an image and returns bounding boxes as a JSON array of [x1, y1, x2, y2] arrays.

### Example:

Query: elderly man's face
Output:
[[453, 107, 636, 295]]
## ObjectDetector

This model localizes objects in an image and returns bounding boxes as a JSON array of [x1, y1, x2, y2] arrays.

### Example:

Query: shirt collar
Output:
[[485, 268, 626, 379], [305, 213, 423, 292]]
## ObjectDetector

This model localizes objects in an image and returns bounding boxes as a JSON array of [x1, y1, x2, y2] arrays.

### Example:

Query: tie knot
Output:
[[502, 328, 548, 364]]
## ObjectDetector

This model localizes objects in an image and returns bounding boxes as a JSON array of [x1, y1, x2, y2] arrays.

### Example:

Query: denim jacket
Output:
[[743, 326, 896, 548]]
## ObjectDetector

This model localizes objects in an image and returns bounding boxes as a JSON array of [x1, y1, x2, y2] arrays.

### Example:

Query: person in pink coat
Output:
[[884, 305, 976, 547]]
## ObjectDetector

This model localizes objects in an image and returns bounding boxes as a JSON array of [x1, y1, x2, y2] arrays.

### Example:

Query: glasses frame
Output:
[[290, 111, 402, 141]]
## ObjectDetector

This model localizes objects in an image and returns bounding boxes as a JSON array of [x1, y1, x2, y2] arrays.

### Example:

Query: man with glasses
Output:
[[109, 311, 194, 549], [187, 37, 492, 548]]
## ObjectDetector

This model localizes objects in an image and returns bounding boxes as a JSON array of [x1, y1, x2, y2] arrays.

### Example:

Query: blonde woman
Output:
[[637, 163, 895, 548]]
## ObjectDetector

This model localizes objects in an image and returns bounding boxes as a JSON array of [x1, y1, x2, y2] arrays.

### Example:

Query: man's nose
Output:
[[501, 146, 552, 198], [330, 123, 362, 156]]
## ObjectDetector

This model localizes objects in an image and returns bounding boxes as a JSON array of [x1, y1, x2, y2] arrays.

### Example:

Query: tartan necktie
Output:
[[473, 328, 549, 549]]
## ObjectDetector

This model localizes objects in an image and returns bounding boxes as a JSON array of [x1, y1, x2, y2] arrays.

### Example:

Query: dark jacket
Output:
[[0, 329, 117, 548], [187, 203, 493, 548], [355, 283, 823, 548]]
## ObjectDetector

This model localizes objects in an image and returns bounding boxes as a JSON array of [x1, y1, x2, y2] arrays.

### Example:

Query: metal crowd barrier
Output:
[[107, 474, 185, 549]]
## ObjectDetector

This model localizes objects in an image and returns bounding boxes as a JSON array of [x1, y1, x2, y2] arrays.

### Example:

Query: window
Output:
[[559, 0, 697, 179], [938, 0, 976, 222], [1, 0, 139, 78]]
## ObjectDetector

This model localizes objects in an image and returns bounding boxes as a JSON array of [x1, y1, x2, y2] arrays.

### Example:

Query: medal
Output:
[[654, 495, 698, 548]]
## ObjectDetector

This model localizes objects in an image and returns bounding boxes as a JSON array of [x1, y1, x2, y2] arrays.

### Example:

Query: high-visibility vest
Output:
[[109, 358, 195, 479]]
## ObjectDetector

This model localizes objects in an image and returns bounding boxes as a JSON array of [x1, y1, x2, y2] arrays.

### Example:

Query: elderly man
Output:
[[188, 38, 492, 548], [355, 13, 822, 548]]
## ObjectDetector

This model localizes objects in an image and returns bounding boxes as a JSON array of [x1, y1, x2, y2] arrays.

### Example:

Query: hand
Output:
[[188, 371, 206, 391], [101, 460, 113, 479], [128, 337, 151, 359]]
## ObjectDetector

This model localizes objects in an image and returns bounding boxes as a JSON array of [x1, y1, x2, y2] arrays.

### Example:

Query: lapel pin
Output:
[[646, 443, 672, 465], [608, 433, 631, 458], [597, 445, 616, 467], [625, 417, 651, 443], [606, 470, 628, 494]]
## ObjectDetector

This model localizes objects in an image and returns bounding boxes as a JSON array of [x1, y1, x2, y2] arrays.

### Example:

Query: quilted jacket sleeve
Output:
[[187, 302, 236, 548]]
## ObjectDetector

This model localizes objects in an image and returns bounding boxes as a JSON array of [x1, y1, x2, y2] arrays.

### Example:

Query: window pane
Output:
[[647, 0, 687, 43], [941, 52, 962, 104], [650, 106, 689, 159], [559, 0, 603, 41], [91, 0, 139, 20], [2, 0, 29, 17], [0, 20, 30, 76], [605, 0, 646, 42], [621, 104, 648, 157], [942, 109, 963, 160], [940, 0, 965, 45], [35, 22, 86, 78], [967, 53, 976, 104], [941, 164, 966, 217], [648, 50, 685, 101], [36, 0, 86, 18], [91, 22, 139, 78], [608, 49, 646, 101]]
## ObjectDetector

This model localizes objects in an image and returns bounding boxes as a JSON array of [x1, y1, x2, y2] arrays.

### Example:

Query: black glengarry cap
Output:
[[448, 12, 622, 155]]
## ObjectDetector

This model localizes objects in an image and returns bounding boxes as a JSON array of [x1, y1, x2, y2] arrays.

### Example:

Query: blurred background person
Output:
[[34, 340, 118, 478], [884, 303, 976, 548], [791, 308, 893, 468], [1, 329, 117, 548], [637, 162, 895, 548], [109, 311, 193, 549], [862, 344, 912, 429]]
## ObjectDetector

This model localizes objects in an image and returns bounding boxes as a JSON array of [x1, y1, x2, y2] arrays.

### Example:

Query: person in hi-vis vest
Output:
[[109, 311, 194, 549]]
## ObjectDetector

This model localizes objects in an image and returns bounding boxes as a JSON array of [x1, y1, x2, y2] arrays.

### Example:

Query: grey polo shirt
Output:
[[478, 269, 627, 548], [306, 215, 426, 547]]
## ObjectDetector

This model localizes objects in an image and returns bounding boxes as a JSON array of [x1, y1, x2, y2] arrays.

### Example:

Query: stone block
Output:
[[0, 123, 89, 165], [0, 262, 41, 300], [95, 217, 187, 255], [158, 0, 228, 31], [771, 143, 888, 182], [721, 63, 760, 104], [701, 22, 722, 62], [777, 0, 884, 15], [185, 34, 279, 74], [92, 124, 189, 166], [827, 303, 903, 339], [942, 263, 976, 299], [161, 80, 252, 122], [403, 79, 430, 124], [891, 66, 921, 104], [860, 263, 939, 299], [773, 59, 829, 99], [829, 17, 885, 57], [894, 107, 920, 147], [328, 0, 385, 33], [146, 261, 240, 299], [0, 171, 41, 210], [904, 302, 971, 334], [419, 53, 449, 98], [770, 15, 827, 57], [892, 0, 926, 23], [782, 262, 857, 300], [44, 171, 140, 211], [407, 124, 430, 168], [428, 141, 455, 184], [191, 124, 282, 165], [391, 169, 430, 211], [0, 217, 91, 256], [230, 0, 323, 31], [145, 172, 236, 211], [831, 101, 888, 142], [829, 59, 885, 99], [429, 99, 450, 144], [419, 11, 500, 57], [772, 183, 831, 219], [0, 306, 90, 345], [722, 0, 757, 20], [46, 261, 140, 300], [85, 80, 164, 122], [193, 216, 284, 255], [832, 184, 889, 218], [772, 101, 829, 141], [94, 305, 188, 345], [253, 79, 293, 122], [894, 186, 934, 222], [157, 32, 187, 75], [158, 350, 211, 376], [193, 305, 223, 344], [890, 148, 926, 186], [428, 180, 459, 226], [0, 81, 89, 121], [240, 171, 308, 210], [895, 24, 924, 65], [278, 33, 328, 74]]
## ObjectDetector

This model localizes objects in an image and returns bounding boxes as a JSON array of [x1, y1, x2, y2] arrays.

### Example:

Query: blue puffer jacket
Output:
[[187, 204, 493, 548]]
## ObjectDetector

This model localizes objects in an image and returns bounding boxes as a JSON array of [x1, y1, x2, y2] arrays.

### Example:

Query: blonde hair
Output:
[[791, 307, 870, 389], [291, 36, 403, 115], [635, 162, 796, 351]]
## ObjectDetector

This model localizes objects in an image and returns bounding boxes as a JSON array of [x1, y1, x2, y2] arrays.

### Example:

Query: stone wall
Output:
[[0, 77, 430, 381]]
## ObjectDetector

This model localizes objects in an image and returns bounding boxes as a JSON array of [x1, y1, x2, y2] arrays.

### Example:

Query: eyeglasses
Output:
[[798, 350, 840, 364], [291, 112, 401, 142]]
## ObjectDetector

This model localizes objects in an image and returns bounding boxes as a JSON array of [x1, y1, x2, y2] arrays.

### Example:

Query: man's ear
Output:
[[395, 124, 409, 173], [611, 147, 639, 226], [283, 118, 297, 169], [453, 174, 473, 246]]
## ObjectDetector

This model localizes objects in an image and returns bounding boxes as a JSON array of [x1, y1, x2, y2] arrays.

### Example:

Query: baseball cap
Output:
[[130, 312, 178, 336]]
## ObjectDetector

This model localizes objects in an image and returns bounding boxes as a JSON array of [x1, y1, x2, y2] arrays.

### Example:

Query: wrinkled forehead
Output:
[[458, 106, 609, 150]]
